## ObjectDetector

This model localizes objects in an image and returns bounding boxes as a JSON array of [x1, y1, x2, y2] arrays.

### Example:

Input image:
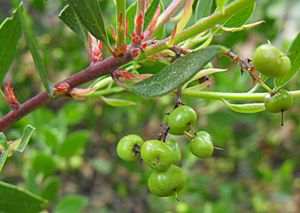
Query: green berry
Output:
[[116, 134, 144, 161], [168, 106, 197, 135], [165, 138, 181, 164], [140, 140, 174, 171], [265, 89, 294, 113], [253, 44, 291, 77], [148, 165, 186, 197], [189, 131, 213, 158]]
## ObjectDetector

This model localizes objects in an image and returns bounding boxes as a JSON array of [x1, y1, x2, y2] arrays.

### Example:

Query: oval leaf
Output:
[[0, 5, 21, 83], [55, 194, 88, 213], [68, 0, 110, 46], [130, 46, 223, 97], [274, 33, 300, 88], [59, 4, 88, 41], [222, 99, 265, 113], [0, 181, 47, 213]]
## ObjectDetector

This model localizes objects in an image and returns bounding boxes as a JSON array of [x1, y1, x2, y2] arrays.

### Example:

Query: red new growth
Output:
[[118, 12, 124, 32], [88, 33, 103, 63], [4, 81, 20, 111], [54, 82, 70, 93]]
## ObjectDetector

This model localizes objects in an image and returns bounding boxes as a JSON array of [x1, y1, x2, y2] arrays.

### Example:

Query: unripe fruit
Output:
[[140, 140, 174, 171], [165, 138, 181, 164], [189, 131, 213, 158], [265, 89, 294, 113], [168, 106, 197, 135], [253, 44, 291, 77], [116, 135, 144, 161], [148, 165, 186, 197]]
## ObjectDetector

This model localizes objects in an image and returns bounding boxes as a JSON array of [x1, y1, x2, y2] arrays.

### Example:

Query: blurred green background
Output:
[[1, 0, 300, 212]]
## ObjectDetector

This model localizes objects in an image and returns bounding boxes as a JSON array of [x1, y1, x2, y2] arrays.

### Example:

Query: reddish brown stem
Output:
[[0, 54, 133, 132]]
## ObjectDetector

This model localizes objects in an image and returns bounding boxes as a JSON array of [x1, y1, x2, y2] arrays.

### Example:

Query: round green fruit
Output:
[[165, 138, 181, 164], [253, 44, 291, 77], [189, 131, 213, 158], [168, 106, 197, 135], [148, 165, 186, 197], [116, 134, 144, 161], [265, 89, 294, 113], [140, 140, 174, 171]]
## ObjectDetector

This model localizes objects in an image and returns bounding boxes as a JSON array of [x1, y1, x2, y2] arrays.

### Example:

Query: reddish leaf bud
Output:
[[4, 81, 20, 111], [54, 82, 70, 93]]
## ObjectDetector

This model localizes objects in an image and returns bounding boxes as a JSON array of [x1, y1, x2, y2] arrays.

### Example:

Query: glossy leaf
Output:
[[130, 46, 223, 97], [222, 99, 265, 113], [58, 131, 89, 157], [0, 181, 47, 213], [101, 96, 136, 107], [18, 3, 53, 95], [0, 5, 21, 83], [195, 0, 213, 21], [274, 33, 300, 88], [144, 0, 160, 29], [68, 0, 110, 46], [55, 194, 88, 213], [59, 4, 87, 41], [15, 124, 35, 152]]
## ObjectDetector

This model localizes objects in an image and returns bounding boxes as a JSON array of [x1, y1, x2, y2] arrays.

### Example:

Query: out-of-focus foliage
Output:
[[0, 0, 300, 212]]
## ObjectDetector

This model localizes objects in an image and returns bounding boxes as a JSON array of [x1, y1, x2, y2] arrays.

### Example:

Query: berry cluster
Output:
[[253, 44, 294, 125], [116, 105, 214, 199]]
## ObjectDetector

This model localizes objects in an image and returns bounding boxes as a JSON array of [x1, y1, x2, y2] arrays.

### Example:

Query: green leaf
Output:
[[222, 1, 256, 28], [59, 4, 88, 41], [144, 0, 160, 29], [130, 46, 223, 97], [274, 33, 300, 88], [216, 0, 228, 14], [18, 2, 53, 95], [41, 177, 61, 201], [195, 0, 213, 21], [101, 96, 136, 107], [183, 68, 227, 88], [0, 181, 47, 213], [0, 132, 8, 150], [58, 130, 89, 157], [32, 152, 57, 176], [152, 1, 165, 40], [0, 5, 21, 83], [222, 99, 265, 113], [0, 133, 9, 173], [15, 124, 35, 152], [125, 2, 137, 44], [55, 194, 88, 213], [68, 0, 110, 46], [0, 150, 9, 173]]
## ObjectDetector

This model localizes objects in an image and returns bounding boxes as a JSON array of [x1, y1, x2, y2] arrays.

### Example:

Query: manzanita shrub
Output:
[[0, 0, 299, 212]]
